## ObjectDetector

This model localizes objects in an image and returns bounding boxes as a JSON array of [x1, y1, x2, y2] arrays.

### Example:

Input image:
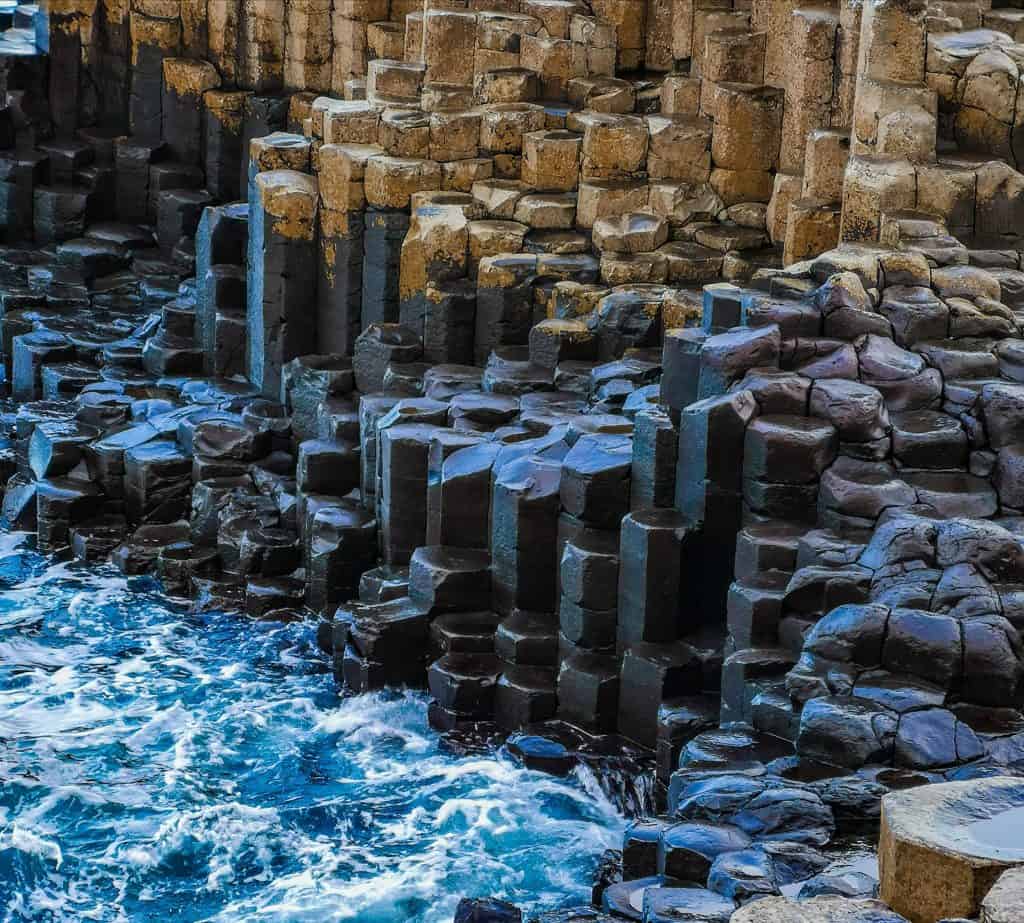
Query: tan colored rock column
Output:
[[208, 0, 241, 86], [331, 0, 388, 92], [591, 0, 646, 70], [285, 0, 333, 93], [423, 9, 476, 86], [779, 9, 839, 175], [691, 4, 748, 78], [645, 0, 672, 70], [249, 131, 313, 181], [522, 130, 581, 192], [180, 0, 206, 58], [833, 0, 862, 128], [752, 0, 801, 88], [703, 29, 766, 88], [709, 83, 782, 205], [784, 198, 841, 264], [239, 0, 285, 92], [850, 0, 931, 154], [840, 154, 917, 241], [851, 77, 936, 161], [855, 0, 926, 86], [841, 0, 933, 242]]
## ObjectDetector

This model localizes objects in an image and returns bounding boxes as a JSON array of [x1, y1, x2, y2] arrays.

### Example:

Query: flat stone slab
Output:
[[729, 896, 905, 922], [879, 777, 1024, 923]]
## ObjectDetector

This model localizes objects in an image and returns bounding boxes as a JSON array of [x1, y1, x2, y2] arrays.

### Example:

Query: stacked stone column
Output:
[[841, 0, 934, 242]]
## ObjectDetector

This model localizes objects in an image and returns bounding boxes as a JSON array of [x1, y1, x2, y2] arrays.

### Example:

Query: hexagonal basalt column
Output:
[[247, 170, 319, 397]]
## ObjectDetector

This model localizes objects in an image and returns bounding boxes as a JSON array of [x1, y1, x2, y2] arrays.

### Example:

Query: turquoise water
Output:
[[0, 533, 624, 922]]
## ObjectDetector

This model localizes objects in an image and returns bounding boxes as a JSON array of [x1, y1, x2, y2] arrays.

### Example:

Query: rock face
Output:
[[879, 778, 1024, 923], [8, 0, 1024, 918]]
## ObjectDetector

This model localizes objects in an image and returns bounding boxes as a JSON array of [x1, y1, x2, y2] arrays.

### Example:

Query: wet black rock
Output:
[[799, 870, 880, 900], [657, 821, 751, 884], [643, 885, 735, 922], [454, 897, 522, 923]]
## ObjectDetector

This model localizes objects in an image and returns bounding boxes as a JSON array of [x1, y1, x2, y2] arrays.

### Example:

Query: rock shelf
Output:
[[3, 0, 1024, 917]]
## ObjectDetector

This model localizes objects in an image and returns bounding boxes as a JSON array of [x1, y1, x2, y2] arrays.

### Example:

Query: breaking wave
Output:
[[0, 534, 624, 922]]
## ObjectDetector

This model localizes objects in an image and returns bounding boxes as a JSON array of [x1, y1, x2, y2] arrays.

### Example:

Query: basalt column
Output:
[[779, 10, 838, 176], [44, 0, 88, 137], [237, 94, 290, 201], [362, 155, 442, 327], [247, 169, 319, 397], [0, 149, 45, 242], [196, 201, 249, 377], [97, 0, 131, 124], [399, 200, 475, 365], [208, 0, 240, 86], [161, 58, 220, 167], [248, 130, 312, 188], [239, 0, 285, 93], [331, 0, 388, 93], [204, 90, 252, 202], [128, 5, 181, 142], [709, 83, 782, 207], [152, 57, 221, 249], [841, 0, 932, 242], [317, 142, 379, 356], [285, 0, 332, 93]]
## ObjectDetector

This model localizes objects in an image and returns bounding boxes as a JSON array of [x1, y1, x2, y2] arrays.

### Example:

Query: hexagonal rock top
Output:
[[879, 777, 1024, 923]]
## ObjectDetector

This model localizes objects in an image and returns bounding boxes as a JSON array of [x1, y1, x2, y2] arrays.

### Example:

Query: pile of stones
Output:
[[4, 0, 1024, 917]]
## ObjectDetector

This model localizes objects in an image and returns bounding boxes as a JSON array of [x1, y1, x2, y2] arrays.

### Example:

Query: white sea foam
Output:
[[0, 548, 625, 923]]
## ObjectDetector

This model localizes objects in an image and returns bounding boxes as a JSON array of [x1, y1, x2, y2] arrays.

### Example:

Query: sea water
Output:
[[0, 533, 625, 922]]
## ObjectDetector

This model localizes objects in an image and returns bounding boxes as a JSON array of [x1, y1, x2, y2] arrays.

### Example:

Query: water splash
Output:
[[0, 536, 625, 922]]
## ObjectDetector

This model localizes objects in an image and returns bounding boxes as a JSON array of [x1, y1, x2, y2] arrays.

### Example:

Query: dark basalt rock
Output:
[[670, 774, 769, 822], [623, 818, 673, 879], [730, 786, 835, 845], [759, 840, 831, 886], [430, 611, 501, 658], [642, 885, 735, 922], [657, 821, 752, 884], [495, 665, 558, 730], [601, 876, 663, 921], [796, 697, 898, 770], [428, 653, 503, 718], [495, 610, 559, 666], [505, 732, 575, 775], [408, 545, 493, 612], [799, 870, 879, 900], [707, 847, 780, 902], [533, 909, 616, 923], [454, 897, 522, 923]]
